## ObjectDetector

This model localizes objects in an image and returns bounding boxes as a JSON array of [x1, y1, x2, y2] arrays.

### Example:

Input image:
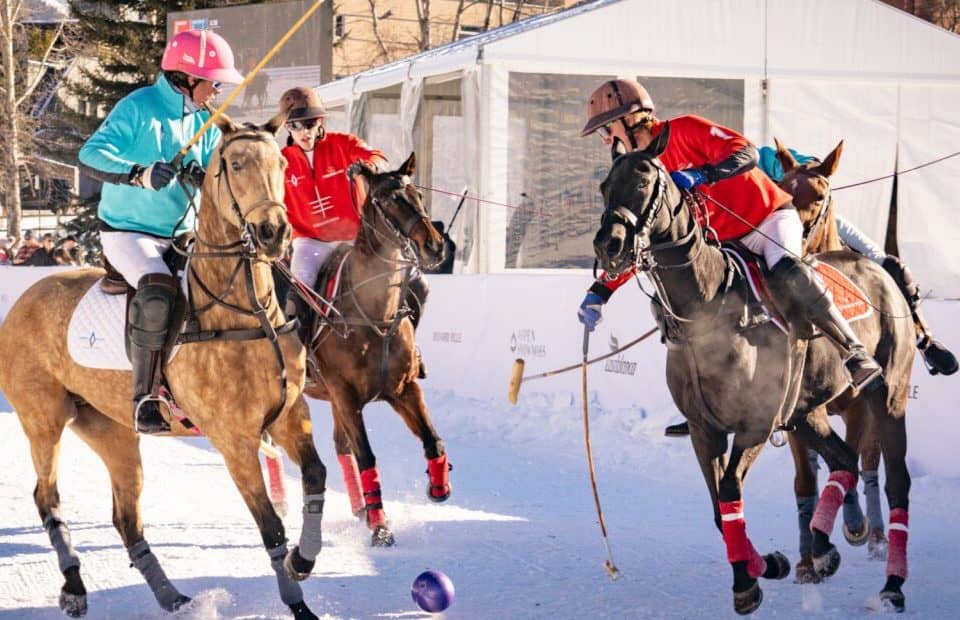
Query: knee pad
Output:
[[129, 274, 177, 350]]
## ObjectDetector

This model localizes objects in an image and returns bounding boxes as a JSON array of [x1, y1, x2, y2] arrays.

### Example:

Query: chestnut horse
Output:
[[297, 153, 450, 547], [0, 115, 326, 620], [774, 139, 890, 583], [592, 126, 914, 613]]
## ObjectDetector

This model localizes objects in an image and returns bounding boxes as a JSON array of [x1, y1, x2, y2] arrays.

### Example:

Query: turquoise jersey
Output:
[[79, 75, 221, 238], [757, 146, 816, 182]]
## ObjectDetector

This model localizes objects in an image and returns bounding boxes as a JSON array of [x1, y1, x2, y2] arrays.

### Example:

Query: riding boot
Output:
[[129, 274, 178, 434], [285, 291, 319, 386], [768, 256, 883, 392], [407, 272, 429, 380], [882, 256, 958, 375]]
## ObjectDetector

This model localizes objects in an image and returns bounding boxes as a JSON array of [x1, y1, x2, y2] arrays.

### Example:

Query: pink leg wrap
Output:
[[264, 454, 286, 508], [359, 467, 387, 529], [427, 453, 450, 498], [337, 454, 364, 515], [810, 470, 856, 536], [719, 500, 765, 578], [886, 508, 909, 580]]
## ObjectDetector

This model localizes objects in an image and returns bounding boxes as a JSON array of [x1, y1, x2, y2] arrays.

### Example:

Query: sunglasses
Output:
[[597, 121, 615, 139], [287, 119, 321, 132]]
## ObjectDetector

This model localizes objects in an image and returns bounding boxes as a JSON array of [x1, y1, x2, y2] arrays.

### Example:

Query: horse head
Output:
[[593, 123, 683, 275], [203, 112, 291, 260], [775, 138, 843, 254], [352, 153, 445, 269]]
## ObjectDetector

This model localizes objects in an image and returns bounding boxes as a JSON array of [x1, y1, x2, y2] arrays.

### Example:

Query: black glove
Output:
[[133, 161, 176, 191], [180, 161, 206, 189]]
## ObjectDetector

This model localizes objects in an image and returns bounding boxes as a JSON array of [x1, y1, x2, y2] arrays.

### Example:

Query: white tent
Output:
[[316, 0, 960, 298]]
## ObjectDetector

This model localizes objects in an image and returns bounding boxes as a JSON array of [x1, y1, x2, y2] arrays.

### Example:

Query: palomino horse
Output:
[[592, 126, 914, 613], [0, 115, 327, 620], [297, 153, 450, 547], [775, 139, 889, 582]]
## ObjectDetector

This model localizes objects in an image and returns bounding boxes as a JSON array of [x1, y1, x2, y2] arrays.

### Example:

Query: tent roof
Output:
[[317, 0, 960, 102]]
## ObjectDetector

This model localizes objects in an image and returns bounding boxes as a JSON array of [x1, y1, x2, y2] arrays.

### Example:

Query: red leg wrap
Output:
[[337, 454, 363, 516], [265, 454, 286, 507], [886, 508, 909, 580], [719, 500, 765, 578], [810, 470, 856, 536], [360, 467, 387, 529], [427, 453, 450, 499]]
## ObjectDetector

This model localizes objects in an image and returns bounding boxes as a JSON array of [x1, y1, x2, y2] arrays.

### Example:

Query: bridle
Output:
[[786, 166, 833, 251], [176, 128, 296, 433]]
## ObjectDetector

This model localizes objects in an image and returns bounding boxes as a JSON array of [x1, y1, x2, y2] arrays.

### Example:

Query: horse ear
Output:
[[400, 152, 416, 176], [817, 140, 844, 178], [213, 112, 239, 135], [263, 110, 289, 136], [774, 137, 799, 173], [646, 122, 670, 157]]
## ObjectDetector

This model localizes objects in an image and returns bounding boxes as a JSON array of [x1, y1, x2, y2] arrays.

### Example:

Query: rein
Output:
[[175, 130, 296, 433]]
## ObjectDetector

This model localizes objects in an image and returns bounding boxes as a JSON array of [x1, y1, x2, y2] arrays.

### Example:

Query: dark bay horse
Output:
[[592, 126, 914, 613], [775, 139, 890, 581], [0, 114, 326, 620], [299, 153, 450, 547]]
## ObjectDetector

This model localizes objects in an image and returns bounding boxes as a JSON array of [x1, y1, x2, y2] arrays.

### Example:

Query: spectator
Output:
[[24, 233, 58, 266], [0, 236, 12, 265], [12, 230, 40, 265], [57, 235, 83, 265]]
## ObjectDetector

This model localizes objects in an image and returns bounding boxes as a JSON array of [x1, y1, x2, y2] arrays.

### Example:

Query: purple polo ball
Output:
[[411, 569, 455, 612]]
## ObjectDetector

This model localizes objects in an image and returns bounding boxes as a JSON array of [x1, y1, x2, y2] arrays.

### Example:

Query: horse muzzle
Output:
[[253, 219, 290, 260], [593, 222, 632, 275]]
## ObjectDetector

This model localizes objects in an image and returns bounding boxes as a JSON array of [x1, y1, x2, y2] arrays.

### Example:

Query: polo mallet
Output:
[[508, 327, 657, 404], [172, 0, 326, 168], [580, 326, 621, 580]]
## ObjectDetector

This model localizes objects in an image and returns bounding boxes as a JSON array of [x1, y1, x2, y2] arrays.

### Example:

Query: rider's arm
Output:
[[78, 97, 143, 184], [587, 268, 636, 302], [677, 115, 758, 183], [835, 214, 886, 265]]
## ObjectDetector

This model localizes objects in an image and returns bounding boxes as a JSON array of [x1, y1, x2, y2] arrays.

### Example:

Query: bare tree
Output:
[[414, 0, 432, 51]]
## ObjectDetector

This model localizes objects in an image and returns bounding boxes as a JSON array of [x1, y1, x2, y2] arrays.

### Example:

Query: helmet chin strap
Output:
[[619, 117, 640, 151]]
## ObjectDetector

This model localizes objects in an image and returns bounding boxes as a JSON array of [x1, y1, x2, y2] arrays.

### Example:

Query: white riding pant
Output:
[[738, 208, 804, 269], [99, 231, 173, 286], [291, 236, 350, 288]]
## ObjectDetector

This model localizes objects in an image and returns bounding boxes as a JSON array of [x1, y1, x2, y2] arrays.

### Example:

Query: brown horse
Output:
[[774, 139, 890, 582], [296, 153, 450, 547], [592, 127, 914, 613], [0, 115, 327, 620]]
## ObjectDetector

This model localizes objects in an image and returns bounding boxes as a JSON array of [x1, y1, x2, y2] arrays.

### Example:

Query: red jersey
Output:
[[652, 115, 792, 240], [281, 132, 386, 241]]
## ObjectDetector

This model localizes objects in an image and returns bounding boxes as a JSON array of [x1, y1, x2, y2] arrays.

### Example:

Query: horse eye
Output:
[[636, 179, 649, 189], [231, 161, 241, 172]]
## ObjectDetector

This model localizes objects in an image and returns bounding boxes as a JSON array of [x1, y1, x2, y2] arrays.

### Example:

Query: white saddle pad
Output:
[[67, 281, 132, 370]]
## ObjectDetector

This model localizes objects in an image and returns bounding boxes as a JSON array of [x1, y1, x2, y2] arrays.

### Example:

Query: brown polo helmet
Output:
[[279, 86, 327, 121], [580, 79, 655, 137]]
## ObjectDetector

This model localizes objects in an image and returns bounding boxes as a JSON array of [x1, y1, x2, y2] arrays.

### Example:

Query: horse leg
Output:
[[333, 420, 364, 518], [792, 415, 859, 580], [17, 389, 87, 617], [68, 404, 191, 612], [214, 434, 318, 620], [870, 390, 910, 611], [717, 440, 791, 615], [388, 380, 450, 501], [328, 387, 394, 547], [787, 432, 821, 583], [840, 404, 871, 547], [858, 423, 888, 559], [264, 397, 328, 582]]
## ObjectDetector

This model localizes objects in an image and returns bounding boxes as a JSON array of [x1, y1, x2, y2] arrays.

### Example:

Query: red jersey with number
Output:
[[652, 115, 792, 240], [281, 133, 386, 241]]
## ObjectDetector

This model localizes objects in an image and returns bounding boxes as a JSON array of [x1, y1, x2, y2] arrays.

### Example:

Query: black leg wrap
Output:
[[880, 575, 906, 612]]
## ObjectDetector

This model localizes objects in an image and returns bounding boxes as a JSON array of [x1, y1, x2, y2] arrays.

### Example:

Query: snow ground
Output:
[[2, 388, 960, 619]]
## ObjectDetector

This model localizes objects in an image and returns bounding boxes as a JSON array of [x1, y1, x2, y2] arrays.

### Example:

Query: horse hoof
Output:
[[59, 590, 87, 618], [167, 594, 191, 612], [733, 580, 763, 615], [812, 544, 841, 578], [762, 552, 790, 580], [427, 484, 451, 502], [880, 587, 905, 612], [868, 528, 888, 560], [284, 546, 315, 581], [371, 525, 396, 547], [843, 520, 869, 546], [794, 560, 822, 584], [289, 600, 320, 620]]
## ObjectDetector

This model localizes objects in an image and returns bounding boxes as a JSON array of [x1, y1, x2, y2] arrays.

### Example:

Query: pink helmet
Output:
[[161, 29, 244, 84]]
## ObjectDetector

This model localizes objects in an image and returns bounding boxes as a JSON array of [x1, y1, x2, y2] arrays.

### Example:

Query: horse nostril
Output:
[[258, 222, 276, 242]]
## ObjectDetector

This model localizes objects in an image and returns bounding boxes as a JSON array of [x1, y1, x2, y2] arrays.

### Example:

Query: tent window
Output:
[[506, 72, 744, 269]]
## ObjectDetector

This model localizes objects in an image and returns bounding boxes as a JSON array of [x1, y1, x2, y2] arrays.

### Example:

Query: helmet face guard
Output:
[[162, 29, 243, 85], [581, 79, 654, 138]]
